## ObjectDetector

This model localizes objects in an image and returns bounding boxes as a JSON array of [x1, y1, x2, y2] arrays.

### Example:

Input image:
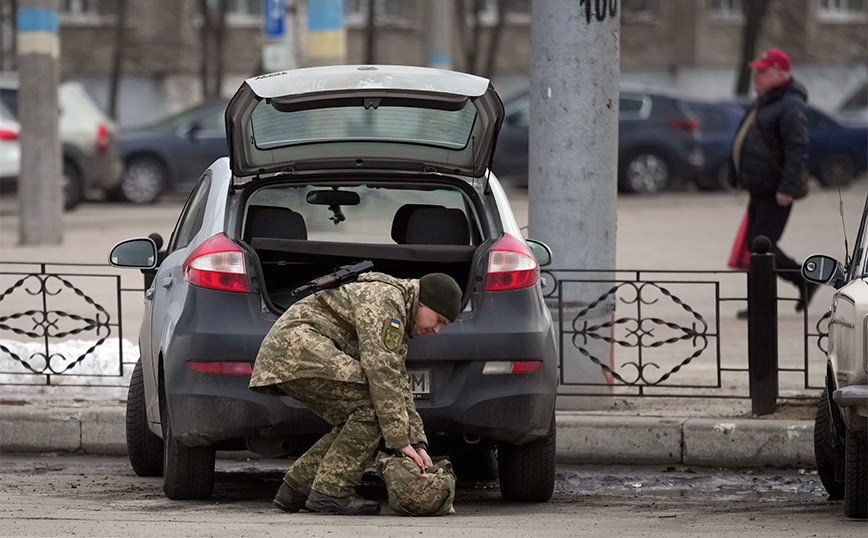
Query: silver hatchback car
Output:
[[110, 65, 558, 503]]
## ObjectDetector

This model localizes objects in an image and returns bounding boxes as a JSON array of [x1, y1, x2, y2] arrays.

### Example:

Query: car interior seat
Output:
[[243, 205, 308, 243], [402, 206, 470, 245]]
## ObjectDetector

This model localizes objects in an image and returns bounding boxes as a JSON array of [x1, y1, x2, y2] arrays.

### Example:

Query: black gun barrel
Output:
[[291, 260, 374, 297]]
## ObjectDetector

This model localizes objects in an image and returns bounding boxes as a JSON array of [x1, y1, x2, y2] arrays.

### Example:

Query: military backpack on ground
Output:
[[376, 452, 456, 516]]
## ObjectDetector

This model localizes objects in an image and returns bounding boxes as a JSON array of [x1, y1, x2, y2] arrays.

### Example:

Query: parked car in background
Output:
[[0, 103, 19, 186], [0, 73, 123, 210], [116, 99, 229, 204], [493, 87, 704, 194], [802, 192, 868, 519], [109, 65, 558, 503], [685, 100, 744, 190], [837, 82, 867, 123]]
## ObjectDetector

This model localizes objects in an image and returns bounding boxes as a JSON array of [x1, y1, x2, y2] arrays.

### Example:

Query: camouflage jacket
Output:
[[249, 272, 426, 449]]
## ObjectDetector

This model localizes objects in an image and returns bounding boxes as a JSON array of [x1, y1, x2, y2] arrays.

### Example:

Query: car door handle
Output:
[[145, 287, 155, 300], [161, 277, 174, 289]]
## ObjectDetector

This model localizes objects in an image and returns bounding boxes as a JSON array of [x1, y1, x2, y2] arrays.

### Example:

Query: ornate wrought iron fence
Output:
[[544, 268, 829, 400], [0, 262, 143, 387]]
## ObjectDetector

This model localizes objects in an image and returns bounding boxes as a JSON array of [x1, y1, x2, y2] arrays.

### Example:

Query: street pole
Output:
[[17, 0, 62, 245], [425, 0, 453, 69], [528, 0, 619, 408]]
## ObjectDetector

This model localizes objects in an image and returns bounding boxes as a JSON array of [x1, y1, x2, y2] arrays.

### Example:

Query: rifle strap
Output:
[[315, 294, 355, 334]]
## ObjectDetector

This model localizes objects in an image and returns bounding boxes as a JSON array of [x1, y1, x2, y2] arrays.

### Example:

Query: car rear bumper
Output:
[[161, 287, 558, 449]]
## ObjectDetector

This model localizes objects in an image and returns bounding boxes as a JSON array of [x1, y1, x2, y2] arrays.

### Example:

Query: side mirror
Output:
[[802, 254, 846, 289], [109, 238, 158, 269], [184, 121, 203, 139], [526, 239, 552, 267]]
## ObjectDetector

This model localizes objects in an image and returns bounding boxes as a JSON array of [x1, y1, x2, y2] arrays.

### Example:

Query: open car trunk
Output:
[[239, 179, 487, 313]]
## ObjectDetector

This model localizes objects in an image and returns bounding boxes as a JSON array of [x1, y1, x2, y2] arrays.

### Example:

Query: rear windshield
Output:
[[249, 100, 478, 150], [243, 183, 480, 245]]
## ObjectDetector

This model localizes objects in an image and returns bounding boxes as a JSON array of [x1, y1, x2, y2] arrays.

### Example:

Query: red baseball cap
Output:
[[749, 49, 791, 72]]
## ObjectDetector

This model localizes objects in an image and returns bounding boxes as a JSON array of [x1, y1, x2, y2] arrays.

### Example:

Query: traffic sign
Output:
[[264, 0, 285, 39]]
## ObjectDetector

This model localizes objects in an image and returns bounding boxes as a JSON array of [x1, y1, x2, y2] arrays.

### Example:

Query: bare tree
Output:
[[735, 0, 773, 96], [483, 0, 510, 79], [108, 0, 128, 120], [197, 0, 229, 100]]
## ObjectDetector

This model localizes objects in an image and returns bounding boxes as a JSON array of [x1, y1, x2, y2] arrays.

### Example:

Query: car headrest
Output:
[[404, 207, 470, 245], [391, 204, 445, 244], [244, 205, 307, 243]]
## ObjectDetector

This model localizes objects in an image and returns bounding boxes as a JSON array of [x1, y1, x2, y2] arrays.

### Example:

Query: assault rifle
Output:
[[291, 260, 375, 297]]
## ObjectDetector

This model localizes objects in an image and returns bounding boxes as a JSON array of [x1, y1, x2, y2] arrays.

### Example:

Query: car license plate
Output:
[[407, 370, 430, 398]]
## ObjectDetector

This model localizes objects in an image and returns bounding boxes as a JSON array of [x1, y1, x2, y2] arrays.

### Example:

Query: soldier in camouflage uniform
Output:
[[249, 272, 462, 515]]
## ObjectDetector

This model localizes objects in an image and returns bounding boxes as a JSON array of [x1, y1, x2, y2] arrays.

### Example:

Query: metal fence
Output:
[[0, 261, 830, 401]]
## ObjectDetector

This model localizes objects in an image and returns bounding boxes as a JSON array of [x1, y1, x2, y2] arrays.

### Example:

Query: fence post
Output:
[[748, 235, 778, 415]]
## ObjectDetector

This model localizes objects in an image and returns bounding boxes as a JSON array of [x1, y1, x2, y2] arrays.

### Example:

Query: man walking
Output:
[[249, 271, 462, 515], [730, 48, 816, 317]]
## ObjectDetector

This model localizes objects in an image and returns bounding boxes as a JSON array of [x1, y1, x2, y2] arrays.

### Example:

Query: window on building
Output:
[[205, 0, 263, 26], [474, 0, 530, 26], [59, 0, 116, 24], [708, 0, 743, 19], [818, 0, 867, 20], [622, 0, 655, 22], [346, 0, 410, 26]]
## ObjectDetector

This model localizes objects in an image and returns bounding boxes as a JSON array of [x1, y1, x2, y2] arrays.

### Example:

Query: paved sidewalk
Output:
[[0, 400, 815, 469]]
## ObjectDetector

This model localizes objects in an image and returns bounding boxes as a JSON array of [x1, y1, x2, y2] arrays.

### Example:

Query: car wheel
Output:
[[620, 150, 670, 194], [118, 156, 166, 204], [62, 160, 83, 211], [843, 428, 867, 519], [160, 384, 215, 500], [818, 152, 856, 188], [814, 389, 844, 500], [126, 359, 164, 477], [497, 413, 556, 502]]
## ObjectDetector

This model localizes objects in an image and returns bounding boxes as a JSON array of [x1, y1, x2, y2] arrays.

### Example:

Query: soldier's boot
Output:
[[304, 490, 381, 515], [273, 481, 308, 513]]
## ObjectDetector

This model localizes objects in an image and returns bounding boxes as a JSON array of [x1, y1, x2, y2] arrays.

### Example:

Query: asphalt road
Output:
[[1, 454, 860, 538]]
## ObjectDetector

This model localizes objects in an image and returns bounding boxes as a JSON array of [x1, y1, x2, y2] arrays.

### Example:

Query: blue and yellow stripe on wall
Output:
[[17, 8, 59, 58], [307, 0, 345, 60]]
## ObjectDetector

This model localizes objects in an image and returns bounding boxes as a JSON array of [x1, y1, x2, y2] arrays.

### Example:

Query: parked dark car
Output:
[[685, 100, 744, 190], [493, 88, 705, 194], [116, 99, 229, 204], [714, 98, 868, 189], [109, 65, 558, 503]]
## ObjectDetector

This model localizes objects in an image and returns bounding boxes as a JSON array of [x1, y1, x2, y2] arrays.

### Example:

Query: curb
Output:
[[0, 405, 815, 468]]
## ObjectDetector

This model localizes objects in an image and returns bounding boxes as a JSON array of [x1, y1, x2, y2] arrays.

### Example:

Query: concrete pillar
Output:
[[305, 0, 346, 66], [17, 0, 62, 245], [528, 0, 619, 409], [425, 0, 453, 69]]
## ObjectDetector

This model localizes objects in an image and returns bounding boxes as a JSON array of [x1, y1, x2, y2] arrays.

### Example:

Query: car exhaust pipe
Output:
[[246, 436, 296, 458]]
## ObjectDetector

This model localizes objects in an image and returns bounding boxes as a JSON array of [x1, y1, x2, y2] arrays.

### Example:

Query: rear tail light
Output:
[[668, 117, 699, 132], [188, 361, 253, 375], [0, 128, 18, 141], [485, 233, 539, 291], [482, 361, 542, 375], [96, 124, 109, 153], [183, 233, 250, 292]]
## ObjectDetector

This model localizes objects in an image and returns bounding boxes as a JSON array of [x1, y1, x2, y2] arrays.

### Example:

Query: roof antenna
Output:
[[837, 182, 851, 267]]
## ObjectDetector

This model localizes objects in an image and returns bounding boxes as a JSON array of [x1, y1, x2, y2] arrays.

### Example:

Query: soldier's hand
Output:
[[396, 444, 425, 471], [417, 448, 433, 470]]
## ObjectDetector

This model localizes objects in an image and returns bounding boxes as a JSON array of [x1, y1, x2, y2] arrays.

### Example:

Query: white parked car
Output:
[[0, 102, 19, 183], [802, 194, 868, 519]]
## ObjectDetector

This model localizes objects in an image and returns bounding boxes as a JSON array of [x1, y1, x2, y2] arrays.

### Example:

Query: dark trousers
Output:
[[746, 194, 803, 288]]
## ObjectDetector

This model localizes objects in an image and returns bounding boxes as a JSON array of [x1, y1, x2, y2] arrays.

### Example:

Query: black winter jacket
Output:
[[731, 79, 809, 197]]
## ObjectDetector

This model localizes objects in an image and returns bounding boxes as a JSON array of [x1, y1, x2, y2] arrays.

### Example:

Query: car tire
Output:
[[843, 428, 868, 519], [118, 156, 167, 204], [497, 413, 556, 502], [126, 359, 164, 477], [620, 150, 670, 194], [62, 160, 84, 211], [160, 386, 215, 500], [814, 389, 844, 500], [818, 152, 856, 188]]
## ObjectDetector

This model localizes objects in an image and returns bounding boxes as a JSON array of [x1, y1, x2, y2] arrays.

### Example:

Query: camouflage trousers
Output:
[[277, 378, 382, 498]]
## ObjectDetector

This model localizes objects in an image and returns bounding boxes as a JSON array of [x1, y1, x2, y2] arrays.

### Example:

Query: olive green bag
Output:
[[375, 452, 456, 516]]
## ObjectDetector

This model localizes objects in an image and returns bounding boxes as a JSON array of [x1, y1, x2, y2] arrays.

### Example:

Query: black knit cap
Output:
[[419, 273, 462, 322]]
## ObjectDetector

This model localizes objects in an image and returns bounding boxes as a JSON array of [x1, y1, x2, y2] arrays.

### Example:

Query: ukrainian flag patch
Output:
[[390, 319, 400, 329]]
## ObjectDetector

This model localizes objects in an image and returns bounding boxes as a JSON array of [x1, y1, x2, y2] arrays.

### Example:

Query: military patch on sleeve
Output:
[[382, 318, 404, 351]]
